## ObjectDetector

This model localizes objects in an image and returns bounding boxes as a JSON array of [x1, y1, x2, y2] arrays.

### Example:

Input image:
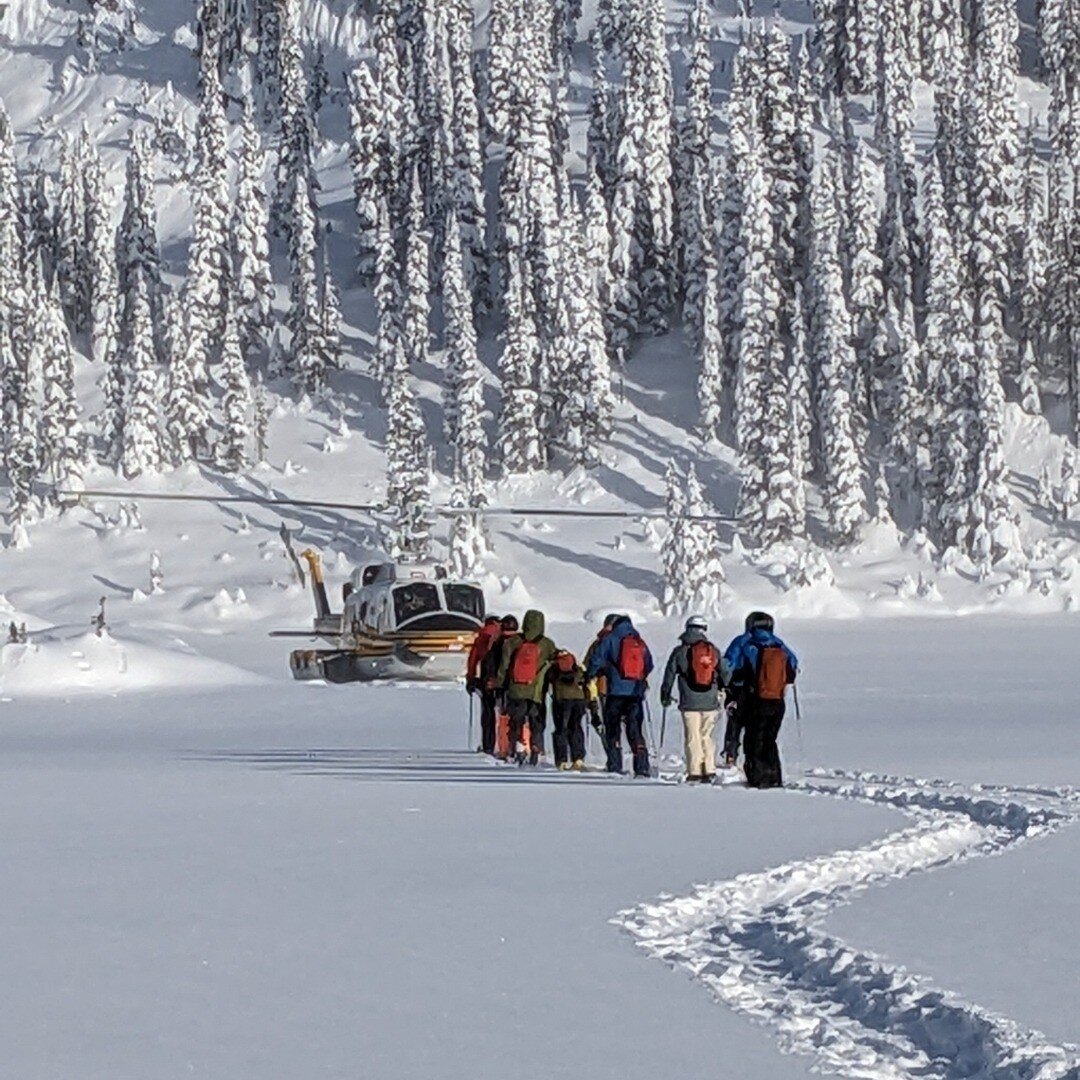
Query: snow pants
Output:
[[552, 700, 586, 766], [742, 699, 785, 789], [508, 698, 545, 762], [682, 709, 718, 778], [479, 689, 499, 755], [722, 704, 743, 763], [603, 696, 649, 777]]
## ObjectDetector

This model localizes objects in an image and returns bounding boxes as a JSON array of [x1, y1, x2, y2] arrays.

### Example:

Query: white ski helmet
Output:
[[685, 615, 708, 632]]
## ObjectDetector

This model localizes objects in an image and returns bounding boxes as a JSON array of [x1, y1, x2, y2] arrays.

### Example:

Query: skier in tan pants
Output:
[[659, 616, 727, 783]]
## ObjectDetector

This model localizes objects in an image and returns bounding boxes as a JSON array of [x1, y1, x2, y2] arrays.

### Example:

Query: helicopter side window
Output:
[[443, 585, 484, 621], [393, 583, 442, 624]]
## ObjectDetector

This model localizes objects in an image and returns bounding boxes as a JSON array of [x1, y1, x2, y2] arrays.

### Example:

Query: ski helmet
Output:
[[745, 611, 774, 633], [685, 615, 708, 632], [501, 614, 519, 632]]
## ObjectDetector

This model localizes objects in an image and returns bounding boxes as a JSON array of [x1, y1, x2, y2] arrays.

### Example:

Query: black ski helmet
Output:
[[501, 614, 519, 632], [745, 610, 774, 633]]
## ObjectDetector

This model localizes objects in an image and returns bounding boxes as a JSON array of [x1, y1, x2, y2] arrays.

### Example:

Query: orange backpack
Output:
[[757, 646, 789, 701], [511, 641, 541, 685], [687, 640, 718, 692], [618, 634, 647, 681]]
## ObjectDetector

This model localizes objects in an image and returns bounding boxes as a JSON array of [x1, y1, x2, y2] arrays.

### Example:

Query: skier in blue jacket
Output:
[[723, 612, 798, 788], [585, 615, 654, 776]]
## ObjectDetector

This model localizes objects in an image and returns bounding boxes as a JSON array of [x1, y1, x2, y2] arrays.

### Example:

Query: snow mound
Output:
[[0, 631, 262, 698]]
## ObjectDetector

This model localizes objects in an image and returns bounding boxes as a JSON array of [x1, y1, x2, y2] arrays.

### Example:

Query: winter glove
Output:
[[466, 678, 479, 695], [660, 696, 673, 709]]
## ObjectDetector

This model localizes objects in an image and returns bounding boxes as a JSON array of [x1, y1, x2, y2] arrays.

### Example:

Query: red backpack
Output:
[[687, 640, 719, 692], [555, 651, 576, 675], [511, 641, 542, 685], [618, 633, 648, 681], [757, 646, 789, 700]]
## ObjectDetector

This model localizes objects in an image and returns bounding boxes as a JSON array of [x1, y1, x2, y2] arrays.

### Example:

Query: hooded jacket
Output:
[[723, 628, 798, 694], [497, 609, 558, 703], [467, 622, 502, 684], [584, 616, 653, 699], [660, 628, 728, 711]]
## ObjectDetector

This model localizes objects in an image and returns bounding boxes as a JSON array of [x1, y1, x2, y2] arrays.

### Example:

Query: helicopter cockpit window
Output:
[[393, 583, 442, 624], [443, 585, 484, 621]]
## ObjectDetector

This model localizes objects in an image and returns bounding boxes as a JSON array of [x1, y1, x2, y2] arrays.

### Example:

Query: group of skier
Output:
[[466, 609, 799, 788]]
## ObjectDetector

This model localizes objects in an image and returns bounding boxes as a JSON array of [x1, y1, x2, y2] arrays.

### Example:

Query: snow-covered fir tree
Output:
[[555, 213, 615, 468], [441, 211, 486, 494], [734, 129, 804, 548], [0, 99, 18, 300], [674, 0, 714, 320], [55, 132, 89, 333], [347, 61, 382, 283], [446, 0, 489, 308], [662, 462, 725, 615], [233, 104, 274, 358], [1, 293, 40, 529], [602, 0, 675, 340], [402, 169, 432, 371], [36, 282, 83, 495], [117, 129, 165, 352], [273, 0, 317, 231], [498, 252, 543, 475], [845, 140, 883, 421], [180, 57, 232, 438], [808, 150, 865, 545], [218, 313, 251, 474], [119, 283, 163, 479], [19, 166, 56, 290], [384, 349, 432, 563], [286, 168, 326, 393], [83, 138, 120, 372]]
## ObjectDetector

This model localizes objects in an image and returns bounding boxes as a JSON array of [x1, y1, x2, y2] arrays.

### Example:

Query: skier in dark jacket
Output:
[[723, 612, 798, 789], [546, 651, 588, 770], [467, 615, 502, 755], [497, 609, 558, 765], [583, 613, 619, 738], [660, 616, 728, 782], [585, 615, 654, 776]]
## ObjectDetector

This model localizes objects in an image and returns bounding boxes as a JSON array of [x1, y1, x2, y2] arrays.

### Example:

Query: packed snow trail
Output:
[[617, 769, 1080, 1080]]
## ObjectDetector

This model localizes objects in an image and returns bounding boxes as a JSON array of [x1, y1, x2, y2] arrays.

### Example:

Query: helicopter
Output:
[[271, 525, 485, 683], [67, 488, 733, 685]]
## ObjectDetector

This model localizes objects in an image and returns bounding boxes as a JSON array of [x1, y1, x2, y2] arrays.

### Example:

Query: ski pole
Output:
[[792, 682, 806, 775], [660, 706, 667, 752], [468, 690, 475, 751], [644, 697, 659, 775]]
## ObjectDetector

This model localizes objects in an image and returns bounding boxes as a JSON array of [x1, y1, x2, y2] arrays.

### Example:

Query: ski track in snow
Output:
[[617, 768, 1080, 1080]]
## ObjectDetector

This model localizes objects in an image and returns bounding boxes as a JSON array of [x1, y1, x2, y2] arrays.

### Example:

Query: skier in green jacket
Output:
[[497, 609, 558, 765]]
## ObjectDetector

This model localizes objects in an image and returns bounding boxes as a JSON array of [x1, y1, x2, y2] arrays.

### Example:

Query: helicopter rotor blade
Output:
[[62, 490, 734, 524], [65, 490, 385, 514]]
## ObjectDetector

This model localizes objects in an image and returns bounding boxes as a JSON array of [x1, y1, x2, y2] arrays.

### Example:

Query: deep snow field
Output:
[[2, 0, 1080, 1077], [2, 609, 1078, 1079]]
